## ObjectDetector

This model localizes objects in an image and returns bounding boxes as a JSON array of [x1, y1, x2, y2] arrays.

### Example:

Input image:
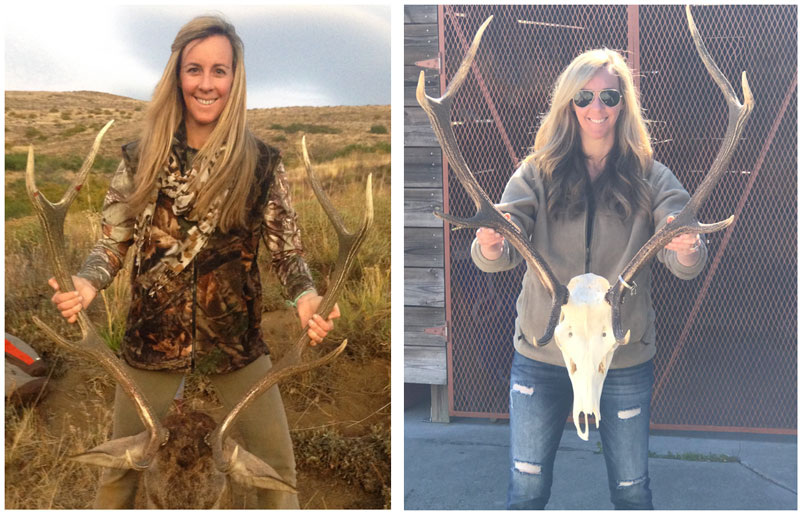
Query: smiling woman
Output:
[[44, 14, 345, 509]]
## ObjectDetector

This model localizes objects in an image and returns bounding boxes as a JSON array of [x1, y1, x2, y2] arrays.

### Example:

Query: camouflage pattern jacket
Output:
[[78, 132, 315, 374]]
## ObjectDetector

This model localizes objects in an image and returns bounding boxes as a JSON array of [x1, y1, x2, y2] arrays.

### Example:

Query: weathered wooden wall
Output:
[[404, 5, 448, 414]]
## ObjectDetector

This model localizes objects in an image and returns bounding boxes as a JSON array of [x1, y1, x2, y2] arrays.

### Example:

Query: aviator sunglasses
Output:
[[573, 89, 622, 108]]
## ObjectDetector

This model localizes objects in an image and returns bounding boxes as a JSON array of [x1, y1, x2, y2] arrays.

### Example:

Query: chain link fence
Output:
[[441, 4, 796, 432]]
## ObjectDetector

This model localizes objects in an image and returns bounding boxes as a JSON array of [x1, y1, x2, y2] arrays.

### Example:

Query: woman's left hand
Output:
[[296, 293, 341, 346], [664, 215, 701, 266]]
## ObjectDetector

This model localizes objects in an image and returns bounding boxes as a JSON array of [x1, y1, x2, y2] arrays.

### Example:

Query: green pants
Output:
[[93, 355, 299, 509]]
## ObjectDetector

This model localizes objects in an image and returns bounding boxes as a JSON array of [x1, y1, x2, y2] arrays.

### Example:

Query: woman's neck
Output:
[[581, 138, 614, 181], [185, 121, 214, 149]]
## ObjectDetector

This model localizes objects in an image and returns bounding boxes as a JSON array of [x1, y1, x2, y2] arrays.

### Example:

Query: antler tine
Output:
[[606, 5, 755, 344], [683, 4, 754, 212], [417, 15, 567, 345], [26, 119, 115, 325], [26, 120, 168, 469], [210, 137, 374, 471]]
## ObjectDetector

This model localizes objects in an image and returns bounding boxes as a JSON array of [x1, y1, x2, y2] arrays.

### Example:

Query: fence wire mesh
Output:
[[441, 4, 796, 432]]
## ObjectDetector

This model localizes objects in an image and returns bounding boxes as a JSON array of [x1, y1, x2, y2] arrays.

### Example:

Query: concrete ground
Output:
[[404, 397, 797, 510]]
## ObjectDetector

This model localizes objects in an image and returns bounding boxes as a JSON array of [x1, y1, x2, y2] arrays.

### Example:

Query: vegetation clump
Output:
[[270, 122, 340, 135]]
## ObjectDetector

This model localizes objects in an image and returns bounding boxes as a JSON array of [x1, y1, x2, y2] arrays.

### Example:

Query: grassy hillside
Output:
[[4, 91, 390, 509]]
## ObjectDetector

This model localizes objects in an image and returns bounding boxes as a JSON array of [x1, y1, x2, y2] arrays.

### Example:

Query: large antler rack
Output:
[[25, 120, 169, 469], [605, 5, 755, 344], [209, 136, 374, 474], [416, 15, 568, 345]]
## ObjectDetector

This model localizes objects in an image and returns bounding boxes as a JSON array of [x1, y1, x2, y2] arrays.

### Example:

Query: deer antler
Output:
[[209, 135, 374, 472], [25, 120, 169, 469], [416, 15, 568, 345], [605, 5, 755, 344]]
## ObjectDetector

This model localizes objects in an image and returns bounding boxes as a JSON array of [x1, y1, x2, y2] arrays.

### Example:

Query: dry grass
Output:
[[4, 91, 390, 509]]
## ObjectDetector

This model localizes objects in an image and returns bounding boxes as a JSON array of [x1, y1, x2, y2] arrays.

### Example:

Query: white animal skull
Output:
[[554, 274, 630, 440]]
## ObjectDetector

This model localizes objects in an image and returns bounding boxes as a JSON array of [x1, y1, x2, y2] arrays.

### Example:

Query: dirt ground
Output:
[[6, 310, 389, 509]]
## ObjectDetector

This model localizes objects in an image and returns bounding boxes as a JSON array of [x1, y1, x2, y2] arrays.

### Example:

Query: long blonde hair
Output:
[[526, 48, 653, 219], [127, 15, 259, 232]]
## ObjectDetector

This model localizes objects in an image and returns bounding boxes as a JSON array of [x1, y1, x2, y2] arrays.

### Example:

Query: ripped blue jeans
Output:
[[508, 351, 654, 510]]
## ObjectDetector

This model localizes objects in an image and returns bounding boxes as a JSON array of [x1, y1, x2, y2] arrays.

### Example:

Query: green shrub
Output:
[[331, 142, 390, 160], [61, 124, 87, 137], [24, 127, 44, 140], [269, 122, 340, 135], [368, 124, 388, 134], [5, 153, 27, 170]]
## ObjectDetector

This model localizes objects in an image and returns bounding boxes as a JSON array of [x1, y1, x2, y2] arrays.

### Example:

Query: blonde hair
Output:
[[525, 48, 653, 219], [127, 14, 259, 232]]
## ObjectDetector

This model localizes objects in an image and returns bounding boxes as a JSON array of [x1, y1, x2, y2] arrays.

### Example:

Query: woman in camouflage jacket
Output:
[[49, 15, 335, 509]]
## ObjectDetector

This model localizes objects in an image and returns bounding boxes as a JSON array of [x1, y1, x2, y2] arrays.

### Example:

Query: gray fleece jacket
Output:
[[470, 159, 707, 369]]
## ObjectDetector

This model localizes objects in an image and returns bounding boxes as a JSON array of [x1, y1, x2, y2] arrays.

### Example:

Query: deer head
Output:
[[417, 6, 753, 440], [25, 127, 373, 507]]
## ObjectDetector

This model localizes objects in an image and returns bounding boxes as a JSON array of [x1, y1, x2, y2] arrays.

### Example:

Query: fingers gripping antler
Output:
[[606, 5, 755, 344], [210, 136, 374, 472], [26, 120, 168, 469], [416, 15, 568, 345]]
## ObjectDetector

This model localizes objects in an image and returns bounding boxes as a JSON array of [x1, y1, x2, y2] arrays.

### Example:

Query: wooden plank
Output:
[[404, 188, 443, 228], [405, 305, 445, 330], [404, 5, 437, 24], [404, 267, 445, 308], [405, 44, 438, 67], [405, 330, 446, 348], [405, 23, 439, 46], [405, 106, 438, 147], [405, 227, 444, 268], [405, 64, 439, 85], [404, 147, 442, 188], [431, 384, 451, 422], [404, 305, 446, 347], [405, 345, 447, 384]]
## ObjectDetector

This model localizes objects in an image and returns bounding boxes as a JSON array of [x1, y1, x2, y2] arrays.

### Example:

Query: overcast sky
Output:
[[5, 4, 390, 108]]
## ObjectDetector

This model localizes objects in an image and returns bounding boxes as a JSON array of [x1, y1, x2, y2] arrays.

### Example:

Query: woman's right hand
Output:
[[476, 212, 517, 260], [49, 276, 97, 324]]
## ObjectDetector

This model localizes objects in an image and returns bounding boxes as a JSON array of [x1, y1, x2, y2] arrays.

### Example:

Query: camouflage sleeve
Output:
[[262, 160, 316, 303], [75, 159, 135, 291]]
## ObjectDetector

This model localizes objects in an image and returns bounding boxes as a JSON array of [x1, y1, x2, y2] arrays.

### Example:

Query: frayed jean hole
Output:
[[511, 383, 534, 396], [617, 406, 641, 420], [513, 460, 542, 475], [617, 475, 647, 488]]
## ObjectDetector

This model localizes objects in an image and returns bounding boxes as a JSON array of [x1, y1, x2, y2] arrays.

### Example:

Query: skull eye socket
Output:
[[602, 332, 607, 338], [568, 332, 573, 338]]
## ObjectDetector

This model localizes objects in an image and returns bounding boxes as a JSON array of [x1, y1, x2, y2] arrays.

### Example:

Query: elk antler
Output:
[[25, 120, 169, 469], [605, 5, 755, 344], [209, 136, 374, 473], [416, 15, 569, 345]]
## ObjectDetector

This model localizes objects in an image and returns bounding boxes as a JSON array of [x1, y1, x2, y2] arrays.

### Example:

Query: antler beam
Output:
[[26, 120, 169, 469], [416, 16, 568, 345], [606, 5, 755, 344], [209, 136, 374, 472]]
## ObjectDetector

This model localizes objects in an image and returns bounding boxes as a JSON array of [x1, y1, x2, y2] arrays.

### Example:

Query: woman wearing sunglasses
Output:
[[472, 49, 706, 509]]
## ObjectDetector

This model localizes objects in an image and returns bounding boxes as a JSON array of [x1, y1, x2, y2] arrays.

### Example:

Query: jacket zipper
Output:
[[191, 260, 197, 372], [584, 185, 592, 273]]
